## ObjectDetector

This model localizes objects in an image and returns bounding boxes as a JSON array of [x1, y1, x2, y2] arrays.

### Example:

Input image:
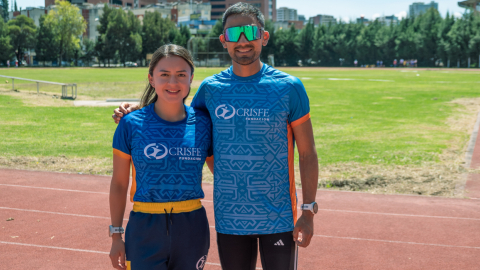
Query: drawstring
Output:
[[164, 207, 174, 236]]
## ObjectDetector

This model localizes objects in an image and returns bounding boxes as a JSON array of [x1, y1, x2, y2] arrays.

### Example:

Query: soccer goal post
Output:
[[187, 37, 231, 67]]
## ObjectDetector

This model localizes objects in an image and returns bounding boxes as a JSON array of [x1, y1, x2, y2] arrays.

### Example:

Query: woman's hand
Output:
[[109, 237, 126, 269]]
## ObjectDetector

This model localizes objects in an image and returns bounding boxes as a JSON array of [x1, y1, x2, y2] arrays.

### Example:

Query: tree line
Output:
[[0, 1, 479, 68], [0, 1, 191, 67], [264, 8, 480, 67]]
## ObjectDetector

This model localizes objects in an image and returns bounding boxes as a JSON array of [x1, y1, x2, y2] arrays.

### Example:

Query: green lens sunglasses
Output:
[[224, 25, 263, 42]]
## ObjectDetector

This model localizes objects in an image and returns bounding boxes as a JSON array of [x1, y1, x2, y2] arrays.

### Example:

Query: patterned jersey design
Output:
[[191, 64, 310, 235], [113, 104, 213, 203]]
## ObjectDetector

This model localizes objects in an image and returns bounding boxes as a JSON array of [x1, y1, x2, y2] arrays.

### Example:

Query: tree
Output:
[[142, 11, 176, 59], [0, 18, 13, 65], [35, 15, 58, 66], [296, 21, 315, 65], [169, 26, 185, 48], [178, 24, 191, 48], [121, 11, 142, 65], [395, 18, 420, 61], [1, 0, 9, 23], [8, 14, 36, 66], [446, 15, 470, 67], [14, 0, 17, 12], [104, 9, 142, 67], [469, 14, 480, 67], [206, 20, 225, 55], [438, 12, 455, 67], [44, 0, 86, 67], [95, 4, 114, 67], [414, 8, 442, 66], [80, 38, 95, 66], [260, 20, 275, 64], [275, 25, 298, 66]]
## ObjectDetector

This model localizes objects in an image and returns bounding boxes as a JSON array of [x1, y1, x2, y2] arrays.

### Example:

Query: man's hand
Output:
[[109, 237, 126, 269], [293, 212, 314, 248], [112, 102, 139, 124]]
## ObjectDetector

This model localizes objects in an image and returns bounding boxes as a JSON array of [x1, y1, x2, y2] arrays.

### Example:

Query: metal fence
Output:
[[0, 75, 77, 99]]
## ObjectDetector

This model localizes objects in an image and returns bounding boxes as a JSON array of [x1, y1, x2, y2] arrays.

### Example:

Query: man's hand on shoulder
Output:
[[293, 211, 314, 248], [112, 102, 140, 124]]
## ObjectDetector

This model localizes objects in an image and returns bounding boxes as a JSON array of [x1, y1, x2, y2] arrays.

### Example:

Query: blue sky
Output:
[[16, 0, 466, 21], [277, 0, 465, 21]]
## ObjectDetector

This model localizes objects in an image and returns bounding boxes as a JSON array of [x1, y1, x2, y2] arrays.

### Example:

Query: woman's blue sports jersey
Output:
[[112, 104, 213, 203], [191, 64, 311, 235]]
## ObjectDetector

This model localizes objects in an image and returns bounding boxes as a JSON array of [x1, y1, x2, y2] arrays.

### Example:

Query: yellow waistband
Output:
[[133, 199, 202, 214]]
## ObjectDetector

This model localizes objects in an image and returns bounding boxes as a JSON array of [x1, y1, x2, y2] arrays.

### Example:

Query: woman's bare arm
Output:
[[109, 155, 131, 269]]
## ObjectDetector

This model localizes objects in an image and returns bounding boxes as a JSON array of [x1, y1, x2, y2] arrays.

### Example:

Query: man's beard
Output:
[[230, 46, 261, 66]]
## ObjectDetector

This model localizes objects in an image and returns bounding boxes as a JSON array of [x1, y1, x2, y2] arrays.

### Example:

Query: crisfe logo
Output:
[[215, 104, 236, 119], [144, 143, 203, 161], [144, 143, 168, 160], [215, 104, 270, 121]]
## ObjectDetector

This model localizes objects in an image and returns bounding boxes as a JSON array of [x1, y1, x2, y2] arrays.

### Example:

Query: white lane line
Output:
[[314, 235, 480, 250], [0, 241, 110, 254], [312, 208, 480, 221], [0, 241, 226, 267], [0, 184, 109, 194], [0, 183, 214, 202], [0, 207, 127, 221], [296, 205, 480, 221], [4, 184, 477, 221], [0, 207, 216, 228]]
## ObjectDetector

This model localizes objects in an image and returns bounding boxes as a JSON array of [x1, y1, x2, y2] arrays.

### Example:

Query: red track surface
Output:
[[1, 168, 479, 270]]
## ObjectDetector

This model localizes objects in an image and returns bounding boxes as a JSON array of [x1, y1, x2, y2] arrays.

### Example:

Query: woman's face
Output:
[[148, 55, 193, 105]]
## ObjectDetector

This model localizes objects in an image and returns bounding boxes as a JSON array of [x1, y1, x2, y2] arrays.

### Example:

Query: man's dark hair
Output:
[[222, 2, 265, 30]]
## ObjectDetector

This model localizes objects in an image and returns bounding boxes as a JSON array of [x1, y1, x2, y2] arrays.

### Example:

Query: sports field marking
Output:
[[0, 241, 226, 267], [0, 183, 109, 194], [314, 235, 480, 250], [368, 79, 394, 82], [324, 78, 394, 82], [0, 183, 214, 202], [326, 78, 356, 81], [2, 183, 476, 221], [0, 206, 216, 228], [0, 206, 126, 220], [313, 208, 480, 221]]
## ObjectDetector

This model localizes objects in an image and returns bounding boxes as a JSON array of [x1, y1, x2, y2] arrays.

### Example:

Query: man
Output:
[[113, 3, 318, 270]]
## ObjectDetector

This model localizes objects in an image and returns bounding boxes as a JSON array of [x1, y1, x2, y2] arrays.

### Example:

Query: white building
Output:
[[310, 14, 337, 26], [378, 15, 399, 26], [409, 1, 438, 17], [9, 7, 47, 27], [276, 7, 297, 22], [174, 2, 211, 23]]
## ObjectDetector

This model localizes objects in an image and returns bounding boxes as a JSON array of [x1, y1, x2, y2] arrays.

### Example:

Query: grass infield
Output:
[[1, 67, 480, 196]]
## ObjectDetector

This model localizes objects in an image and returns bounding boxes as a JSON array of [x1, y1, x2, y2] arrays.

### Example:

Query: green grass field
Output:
[[1, 67, 479, 196]]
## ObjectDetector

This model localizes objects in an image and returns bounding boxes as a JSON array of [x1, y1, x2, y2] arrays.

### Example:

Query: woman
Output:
[[109, 44, 212, 270]]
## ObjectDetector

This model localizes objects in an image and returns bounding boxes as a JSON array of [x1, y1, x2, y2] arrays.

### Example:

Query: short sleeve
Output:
[[288, 77, 310, 127], [191, 80, 208, 112], [112, 118, 131, 159]]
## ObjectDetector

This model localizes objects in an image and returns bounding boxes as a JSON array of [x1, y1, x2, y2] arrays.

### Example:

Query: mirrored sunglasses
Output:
[[224, 25, 263, 42]]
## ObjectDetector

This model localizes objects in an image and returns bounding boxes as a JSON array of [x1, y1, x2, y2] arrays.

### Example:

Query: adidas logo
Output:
[[274, 239, 284, 246]]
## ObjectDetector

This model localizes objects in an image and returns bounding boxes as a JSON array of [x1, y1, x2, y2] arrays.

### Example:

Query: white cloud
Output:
[[453, 12, 463, 18], [395, 11, 407, 19], [372, 13, 381, 20]]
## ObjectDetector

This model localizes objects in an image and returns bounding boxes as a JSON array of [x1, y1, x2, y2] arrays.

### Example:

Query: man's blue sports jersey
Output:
[[113, 104, 213, 203], [191, 64, 310, 235]]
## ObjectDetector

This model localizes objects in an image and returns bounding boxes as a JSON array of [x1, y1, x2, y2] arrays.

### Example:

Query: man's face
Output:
[[220, 14, 269, 66]]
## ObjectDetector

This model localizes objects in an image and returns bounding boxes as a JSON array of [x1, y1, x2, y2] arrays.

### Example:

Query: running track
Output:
[[1, 167, 479, 270], [2, 129, 480, 270]]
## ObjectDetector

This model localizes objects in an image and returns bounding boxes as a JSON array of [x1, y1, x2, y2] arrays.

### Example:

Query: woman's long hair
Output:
[[139, 44, 195, 108]]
